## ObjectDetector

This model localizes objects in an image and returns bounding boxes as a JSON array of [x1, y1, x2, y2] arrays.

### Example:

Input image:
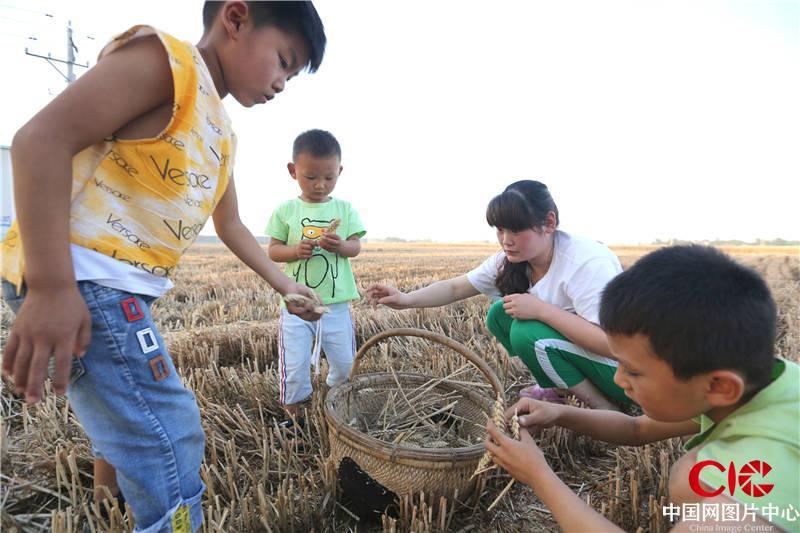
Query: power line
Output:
[[0, 14, 38, 28], [0, 2, 50, 16], [24, 18, 91, 85], [0, 32, 37, 41]]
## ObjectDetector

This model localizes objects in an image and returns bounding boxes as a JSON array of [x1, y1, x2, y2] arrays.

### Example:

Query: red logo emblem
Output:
[[689, 460, 774, 498], [121, 297, 144, 322]]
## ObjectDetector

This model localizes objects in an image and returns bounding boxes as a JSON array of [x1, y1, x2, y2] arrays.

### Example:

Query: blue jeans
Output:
[[2, 280, 205, 532]]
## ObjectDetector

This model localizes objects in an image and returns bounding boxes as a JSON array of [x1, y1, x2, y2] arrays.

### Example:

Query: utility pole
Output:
[[25, 19, 89, 85], [66, 20, 76, 83]]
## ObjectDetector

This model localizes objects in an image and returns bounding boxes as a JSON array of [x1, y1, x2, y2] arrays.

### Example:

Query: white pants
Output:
[[278, 302, 356, 405]]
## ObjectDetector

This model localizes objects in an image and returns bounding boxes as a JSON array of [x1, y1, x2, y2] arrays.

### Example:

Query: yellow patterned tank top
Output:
[[1, 26, 235, 288]]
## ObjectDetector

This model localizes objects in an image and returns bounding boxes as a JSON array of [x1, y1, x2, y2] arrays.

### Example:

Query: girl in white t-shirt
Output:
[[367, 180, 632, 409]]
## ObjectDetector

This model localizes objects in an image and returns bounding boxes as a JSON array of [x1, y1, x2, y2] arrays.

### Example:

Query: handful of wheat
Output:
[[324, 219, 341, 234], [487, 408, 520, 511], [284, 293, 330, 314], [470, 398, 522, 510], [471, 397, 505, 479], [311, 219, 341, 251]]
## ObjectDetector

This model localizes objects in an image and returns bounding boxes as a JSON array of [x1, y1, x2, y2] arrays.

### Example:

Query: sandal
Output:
[[518, 384, 565, 403]]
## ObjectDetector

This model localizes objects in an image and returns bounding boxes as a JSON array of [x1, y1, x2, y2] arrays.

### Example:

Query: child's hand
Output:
[[318, 232, 342, 253], [3, 286, 91, 404], [282, 283, 323, 321], [502, 293, 548, 320], [485, 420, 549, 488], [296, 240, 315, 260], [505, 398, 562, 435], [365, 284, 411, 309]]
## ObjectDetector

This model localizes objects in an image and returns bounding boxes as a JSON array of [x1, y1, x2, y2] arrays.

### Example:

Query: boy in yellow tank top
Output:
[[2, 2, 326, 531]]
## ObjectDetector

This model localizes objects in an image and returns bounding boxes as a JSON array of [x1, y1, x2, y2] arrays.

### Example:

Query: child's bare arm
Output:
[[342, 235, 361, 257], [318, 233, 360, 257], [485, 421, 624, 531], [512, 398, 699, 445], [212, 179, 320, 321], [540, 303, 612, 357], [3, 35, 173, 404], [268, 237, 313, 262], [500, 295, 612, 356], [561, 406, 698, 445], [527, 469, 625, 531], [367, 275, 480, 310], [490, 418, 773, 532]]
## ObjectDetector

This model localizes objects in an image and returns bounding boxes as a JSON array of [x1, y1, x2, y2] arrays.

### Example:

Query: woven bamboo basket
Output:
[[324, 327, 504, 508]]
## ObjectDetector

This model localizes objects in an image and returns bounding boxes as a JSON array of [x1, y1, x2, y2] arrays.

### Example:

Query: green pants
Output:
[[486, 300, 632, 405]]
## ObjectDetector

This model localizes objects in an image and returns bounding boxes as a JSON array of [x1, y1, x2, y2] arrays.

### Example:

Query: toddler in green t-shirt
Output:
[[267, 129, 366, 423]]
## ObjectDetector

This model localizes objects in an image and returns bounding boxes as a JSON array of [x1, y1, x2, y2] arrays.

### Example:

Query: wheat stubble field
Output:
[[2, 243, 798, 532]]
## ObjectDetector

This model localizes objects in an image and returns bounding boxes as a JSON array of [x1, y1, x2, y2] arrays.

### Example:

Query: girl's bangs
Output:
[[486, 191, 534, 232]]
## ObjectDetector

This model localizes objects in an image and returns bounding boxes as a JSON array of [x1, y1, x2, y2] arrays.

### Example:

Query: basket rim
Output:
[[325, 371, 492, 462]]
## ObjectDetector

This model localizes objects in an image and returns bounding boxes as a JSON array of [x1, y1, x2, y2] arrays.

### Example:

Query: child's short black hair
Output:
[[202, 1, 326, 73], [292, 129, 341, 161], [600, 245, 777, 391]]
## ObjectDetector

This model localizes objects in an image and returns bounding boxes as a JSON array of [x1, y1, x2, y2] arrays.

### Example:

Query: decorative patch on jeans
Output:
[[135, 328, 159, 354], [148, 355, 170, 382], [171, 504, 191, 533], [121, 297, 144, 322]]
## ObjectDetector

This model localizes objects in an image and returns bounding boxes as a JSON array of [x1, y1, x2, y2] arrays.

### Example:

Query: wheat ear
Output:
[[487, 408, 521, 510], [471, 397, 505, 479]]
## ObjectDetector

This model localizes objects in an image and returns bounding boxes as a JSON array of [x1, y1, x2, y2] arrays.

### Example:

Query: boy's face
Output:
[[223, 24, 310, 107], [607, 333, 712, 422], [288, 153, 342, 203]]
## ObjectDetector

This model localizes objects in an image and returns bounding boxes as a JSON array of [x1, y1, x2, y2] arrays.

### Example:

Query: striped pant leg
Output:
[[485, 299, 516, 355], [509, 319, 632, 404], [278, 308, 315, 405], [319, 303, 357, 388]]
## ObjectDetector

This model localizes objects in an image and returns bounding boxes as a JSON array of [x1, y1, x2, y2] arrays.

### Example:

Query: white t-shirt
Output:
[[466, 230, 621, 325], [72, 244, 173, 297]]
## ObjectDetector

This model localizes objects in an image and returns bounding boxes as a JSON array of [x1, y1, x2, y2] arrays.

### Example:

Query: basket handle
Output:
[[348, 327, 505, 401]]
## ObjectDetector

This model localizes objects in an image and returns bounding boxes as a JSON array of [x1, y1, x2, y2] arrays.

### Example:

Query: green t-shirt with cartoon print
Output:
[[266, 197, 366, 305]]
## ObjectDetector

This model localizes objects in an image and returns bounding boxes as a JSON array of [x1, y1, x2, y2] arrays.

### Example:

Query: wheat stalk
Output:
[[470, 396, 505, 479], [324, 218, 341, 234], [283, 293, 329, 314], [487, 408, 521, 510]]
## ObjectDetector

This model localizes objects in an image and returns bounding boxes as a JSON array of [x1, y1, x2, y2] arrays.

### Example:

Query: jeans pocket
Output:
[[47, 356, 87, 385], [1, 280, 25, 314], [70, 357, 86, 384]]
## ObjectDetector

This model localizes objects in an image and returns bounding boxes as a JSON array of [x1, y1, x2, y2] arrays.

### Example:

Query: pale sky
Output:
[[1, 0, 798, 244]]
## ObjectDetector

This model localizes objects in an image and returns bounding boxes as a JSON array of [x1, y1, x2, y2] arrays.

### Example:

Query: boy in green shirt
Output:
[[486, 245, 799, 532], [267, 129, 366, 422]]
